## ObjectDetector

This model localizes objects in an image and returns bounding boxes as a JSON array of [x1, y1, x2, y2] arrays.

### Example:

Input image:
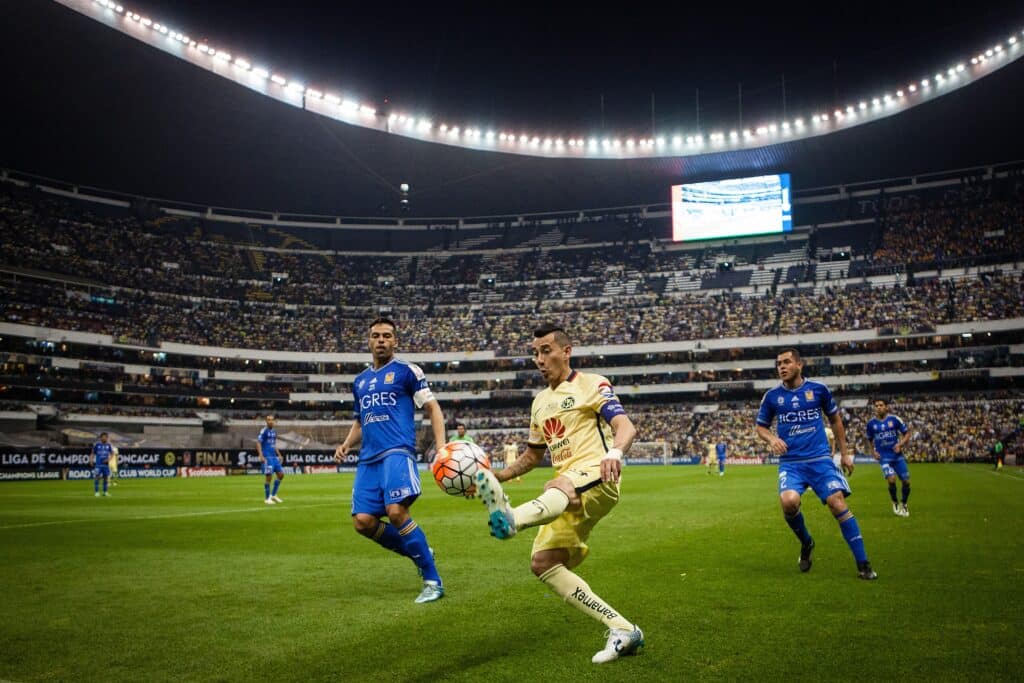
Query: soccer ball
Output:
[[431, 441, 491, 496]]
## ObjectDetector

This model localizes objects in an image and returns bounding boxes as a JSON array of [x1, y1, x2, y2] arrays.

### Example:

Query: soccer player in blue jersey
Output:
[[756, 349, 877, 580], [257, 415, 285, 505], [866, 399, 912, 517], [716, 440, 727, 477], [334, 318, 448, 604], [91, 432, 113, 497]]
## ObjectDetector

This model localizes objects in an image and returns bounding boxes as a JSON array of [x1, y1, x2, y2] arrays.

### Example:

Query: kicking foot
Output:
[[414, 581, 444, 604], [799, 539, 815, 573], [271, 495, 283, 503], [264, 498, 276, 505], [857, 561, 878, 580], [476, 469, 516, 539], [592, 627, 645, 664]]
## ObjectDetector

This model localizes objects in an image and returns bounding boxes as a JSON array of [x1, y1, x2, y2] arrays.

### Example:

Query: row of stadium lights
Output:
[[94, 0, 1022, 156]]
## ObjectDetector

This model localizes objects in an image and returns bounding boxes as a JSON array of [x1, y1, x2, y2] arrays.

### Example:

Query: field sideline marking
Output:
[[957, 464, 1024, 482], [0, 500, 345, 530]]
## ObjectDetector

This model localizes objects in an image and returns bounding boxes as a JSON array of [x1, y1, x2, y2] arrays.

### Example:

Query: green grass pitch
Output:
[[1, 465, 1021, 682]]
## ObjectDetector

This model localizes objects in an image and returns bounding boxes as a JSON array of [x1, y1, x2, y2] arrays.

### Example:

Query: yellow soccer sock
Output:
[[539, 564, 633, 631], [513, 488, 570, 529]]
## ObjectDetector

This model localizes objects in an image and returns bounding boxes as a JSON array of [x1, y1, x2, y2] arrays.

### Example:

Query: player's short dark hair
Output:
[[99, 432, 108, 437], [369, 317, 397, 332], [457, 423, 466, 429], [777, 347, 802, 361], [533, 323, 571, 346], [873, 398, 888, 405]]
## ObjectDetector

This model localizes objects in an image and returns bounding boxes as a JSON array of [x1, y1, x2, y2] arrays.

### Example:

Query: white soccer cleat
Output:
[[414, 581, 444, 604], [94, 492, 100, 497], [592, 627, 645, 664], [265, 498, 276, 505], [892, 502, 901, 516], [476, 469, 516, 539], [900, 504, 910, 517], [271, 495, 283, 503]]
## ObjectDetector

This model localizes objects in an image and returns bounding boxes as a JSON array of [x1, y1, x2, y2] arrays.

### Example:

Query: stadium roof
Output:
[[2, 1, 1024, 216]]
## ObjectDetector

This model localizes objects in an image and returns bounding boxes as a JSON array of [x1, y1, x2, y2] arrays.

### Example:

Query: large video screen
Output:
[[671, 173, 792, 241]]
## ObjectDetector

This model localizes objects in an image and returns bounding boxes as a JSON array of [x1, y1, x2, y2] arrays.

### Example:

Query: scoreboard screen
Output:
[[671, 173, 792, 241]]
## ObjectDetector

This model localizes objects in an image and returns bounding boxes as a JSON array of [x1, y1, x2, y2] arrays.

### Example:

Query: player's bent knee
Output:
[[544, 477, 579, 510], [352, 514, 379, 536], [779, 491, 801, 514]]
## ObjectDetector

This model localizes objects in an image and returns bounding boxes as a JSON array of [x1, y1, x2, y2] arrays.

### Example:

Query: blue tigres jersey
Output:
[[352, 359, 436, 465], [757, 379, 839, 462], [93, 442, 113, 465], [258, 427, 278, 459], [866, 415, 908, 461], [716, 443, 727, 459]]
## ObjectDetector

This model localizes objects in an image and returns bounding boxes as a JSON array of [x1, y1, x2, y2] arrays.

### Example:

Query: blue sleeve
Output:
[[756, 394, 774, 427], [406, 365, 430, 395], [821, 385, 838, 415], [896, 417, 908, 434], [351, 383, 361, 419], [865, 422, 873, 440]]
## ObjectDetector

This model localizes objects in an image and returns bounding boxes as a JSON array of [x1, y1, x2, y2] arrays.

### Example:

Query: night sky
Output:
[[120, 1, 1022, 135]]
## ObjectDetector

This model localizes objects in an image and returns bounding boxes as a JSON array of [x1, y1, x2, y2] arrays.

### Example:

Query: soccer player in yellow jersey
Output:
[[109, 445, 119, 486], [705, 441, 717, 475], [475, 323, 643, 664], [502, 440, 523, 482]]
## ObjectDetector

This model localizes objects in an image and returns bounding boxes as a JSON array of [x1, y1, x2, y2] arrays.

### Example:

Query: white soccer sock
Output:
[[539, 564, 634, 631], [512, 487, 570, 529]]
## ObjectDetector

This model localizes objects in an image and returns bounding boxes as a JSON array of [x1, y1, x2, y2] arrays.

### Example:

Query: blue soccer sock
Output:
[[397, 519, 441, 585], [901, 482, 911, 504], [102, 479, 108, 493], [371, 521, 410, 557], [719, 462, 725, 474], [94, 478, 99, 493], [835, 508, 868, 564], [887, 482, 898, 503], [271, 479, 281, 497], [264, 483, 270, 499], [784, 510, 813, 546]]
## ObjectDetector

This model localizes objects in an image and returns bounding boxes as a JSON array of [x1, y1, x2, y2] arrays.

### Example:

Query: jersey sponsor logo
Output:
[[789, 425, 818, 436], [363, 414, 391, 425], [384, 372, 395, 384], [360, 391, 399, 409], [561, 396, 575, 410], [543, 417, 566, 440], [777, 408, 822, 423]]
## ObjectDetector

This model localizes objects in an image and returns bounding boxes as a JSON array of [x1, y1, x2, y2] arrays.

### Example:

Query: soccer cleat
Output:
[[271, 495, 283, 503], [719, 472, 724, 477], [892, 502, 901, 516], [857, 561, 878, 580], [103, 492, 110, 497], [476, 469, 516, 539], [414, 581, 444, 604], [264, 498, 276, 505], [798, 539, 815, 573], [592, 627, 645, 664], [94, 492, 100, 497], [900, 504, 910, 517]]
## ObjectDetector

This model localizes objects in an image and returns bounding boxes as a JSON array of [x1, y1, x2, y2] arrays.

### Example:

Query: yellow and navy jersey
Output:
[[527, 370, 626, 472]]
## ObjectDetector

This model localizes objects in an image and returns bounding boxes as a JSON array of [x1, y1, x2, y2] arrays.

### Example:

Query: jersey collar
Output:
[[780, 378, 807, 392]]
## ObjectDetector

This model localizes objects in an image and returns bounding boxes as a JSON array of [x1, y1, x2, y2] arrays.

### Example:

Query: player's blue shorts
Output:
[[880, 457, 910, 481], [778, 456, 852, 504], [351, 451, 421, 517], [262, 457, 284, 475], [94, 464, 110, 478]]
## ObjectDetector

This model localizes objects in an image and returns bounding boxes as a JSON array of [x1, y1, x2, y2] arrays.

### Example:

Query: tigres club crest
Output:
[[543, 417, 566, 440]]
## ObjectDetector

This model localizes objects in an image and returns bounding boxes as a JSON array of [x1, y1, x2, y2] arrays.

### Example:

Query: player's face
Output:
[[369, 323, 397, 362], [100, 434, 108, 443], [873, 401, 887, 419], [775, 352, 802, 383], [266, 416, 275, 428], [457, 425, 466, 436], [531, 333, 571, 384]]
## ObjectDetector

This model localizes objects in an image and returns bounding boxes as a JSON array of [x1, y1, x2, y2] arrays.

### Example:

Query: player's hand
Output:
[[893, 443, 902, 453], [841, 453, 854, 476], [873, 451, 880, 461], [601, 448, 624, 483], [768, 436, 788, 456], [333, 444, 349, 463]]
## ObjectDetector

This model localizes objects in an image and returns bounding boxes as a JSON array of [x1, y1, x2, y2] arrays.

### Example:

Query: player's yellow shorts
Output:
[[707, 454, 718, 465], [109, 457, 118, 474], [531, 463, 620, 568]]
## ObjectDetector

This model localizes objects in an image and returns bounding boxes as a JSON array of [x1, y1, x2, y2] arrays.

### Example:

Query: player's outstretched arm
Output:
[[496, 445, 545, 483], [334, 421, 362, 463], [756, 425, 788, 455], [423, 400, 446, 452], [830, 412, 854, 475], [601, 413, 637, 483]]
